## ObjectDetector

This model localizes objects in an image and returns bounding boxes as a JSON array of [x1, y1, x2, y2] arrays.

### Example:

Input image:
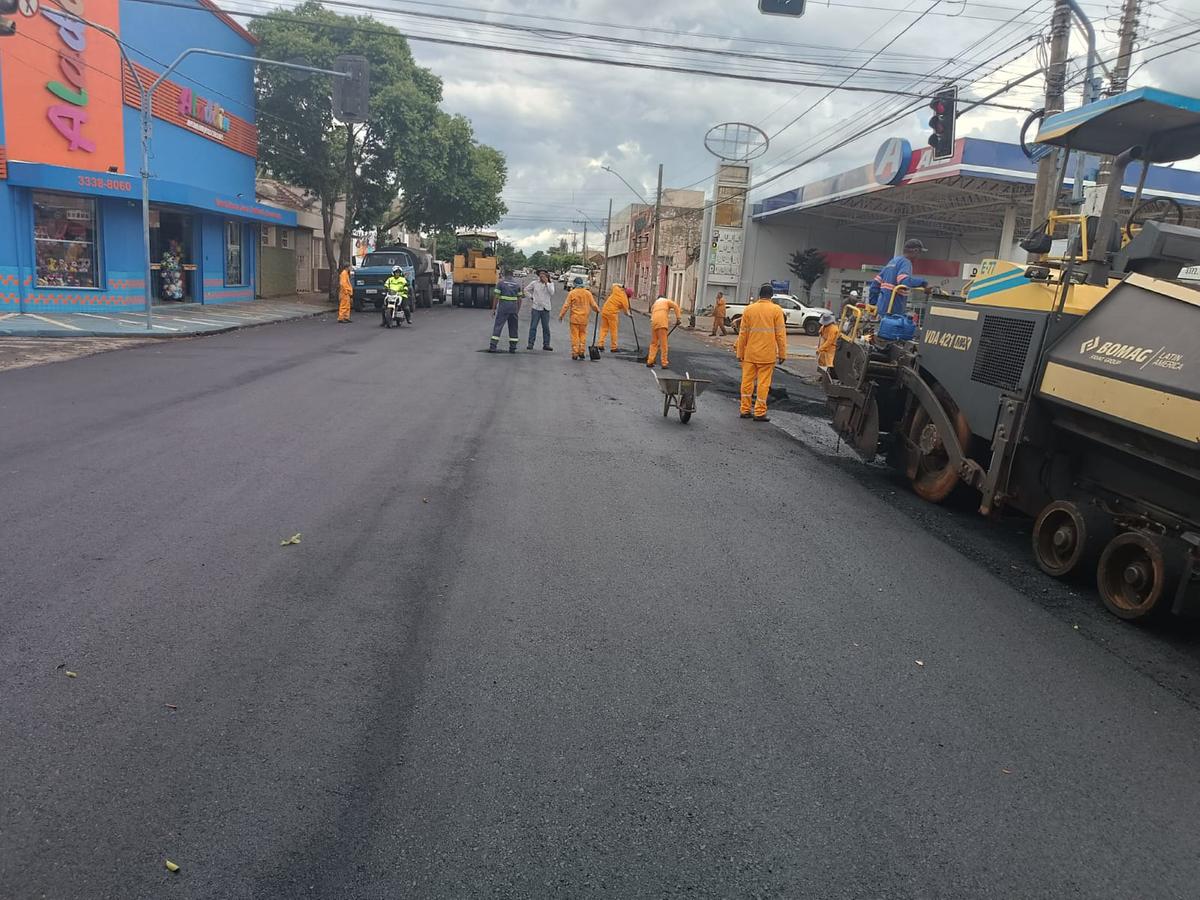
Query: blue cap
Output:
[[573, 277, 585, 286]]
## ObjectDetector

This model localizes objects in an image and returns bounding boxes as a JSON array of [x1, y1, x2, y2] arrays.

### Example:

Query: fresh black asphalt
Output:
[[3, 299, 1200, 899]]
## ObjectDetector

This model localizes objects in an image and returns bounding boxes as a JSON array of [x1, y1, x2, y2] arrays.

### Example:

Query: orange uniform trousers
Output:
[[598, 312, 620, 350], [337, 289, 352, 322], [740, 361, 775, 417], [569, 322, 588, 357], [646, 327, 670, 367]]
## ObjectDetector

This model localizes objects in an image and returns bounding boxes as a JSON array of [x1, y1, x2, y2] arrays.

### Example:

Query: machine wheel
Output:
[[1032, 500, 1114, 579], [730, 316, 742, 334], [384, 305, 396, 328], [374, 299, 383, 310], [804, 317, 820, 336], [352, 296, 363, 312], [1096, 531, 1183, 622], [679, 407, 692, 424], [906, 386, 972, 504]]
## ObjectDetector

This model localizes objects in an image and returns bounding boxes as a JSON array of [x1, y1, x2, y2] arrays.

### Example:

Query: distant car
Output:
[[726, 293, 830, 335], [560, 265, 589, 287], [432, 260, 452, 303]]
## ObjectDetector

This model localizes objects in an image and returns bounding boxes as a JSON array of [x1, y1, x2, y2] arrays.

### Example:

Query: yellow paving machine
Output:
[[824, 88, 1200, 622], [451, 231, 499, 309]]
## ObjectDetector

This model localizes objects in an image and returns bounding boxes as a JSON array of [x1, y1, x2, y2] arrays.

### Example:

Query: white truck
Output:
[[724, 293, 831, 335]]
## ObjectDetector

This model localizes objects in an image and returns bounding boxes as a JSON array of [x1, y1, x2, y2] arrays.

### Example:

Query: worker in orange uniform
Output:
[[559, 276, 599, 360], [598, 282, 630, 352], [816, 311, 839, 371], [337, 262, 353, 323], [735, 283, 788, 422], [645, 295, 682, 369], [709, 291, 728, 336]]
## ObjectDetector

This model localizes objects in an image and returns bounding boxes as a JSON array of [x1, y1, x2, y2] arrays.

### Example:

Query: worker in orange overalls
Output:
[[337, 262, 353, 323], [598, 282, 630, 352], [735, 283, 788, 422], [645, 295, 682, 369], [709, 291, 728, 336], [559, 277, 599, 359], [817, 311, 839, 370]]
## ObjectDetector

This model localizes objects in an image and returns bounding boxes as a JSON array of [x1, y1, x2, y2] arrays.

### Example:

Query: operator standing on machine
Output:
[[869, 238, 928, 317]]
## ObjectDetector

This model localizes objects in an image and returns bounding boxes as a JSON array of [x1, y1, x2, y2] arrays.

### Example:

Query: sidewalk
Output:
[[0, 294, 331, 338]]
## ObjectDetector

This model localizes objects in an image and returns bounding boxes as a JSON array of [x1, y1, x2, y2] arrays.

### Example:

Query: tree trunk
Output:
[[322, 192, 340, 303]]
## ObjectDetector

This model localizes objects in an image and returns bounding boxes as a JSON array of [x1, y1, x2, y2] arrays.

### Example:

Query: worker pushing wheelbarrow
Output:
[[653, 371, 711, 425]]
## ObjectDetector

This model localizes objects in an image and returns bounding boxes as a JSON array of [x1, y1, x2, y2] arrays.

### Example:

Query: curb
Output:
[[0, 306, 330, 340]]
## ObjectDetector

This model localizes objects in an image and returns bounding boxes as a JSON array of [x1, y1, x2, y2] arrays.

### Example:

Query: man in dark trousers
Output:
[[489, 271, 523, 353]]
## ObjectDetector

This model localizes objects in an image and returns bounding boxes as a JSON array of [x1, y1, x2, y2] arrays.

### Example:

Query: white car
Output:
[[560, 265, 589, 288], [726, 293, 830, 335]]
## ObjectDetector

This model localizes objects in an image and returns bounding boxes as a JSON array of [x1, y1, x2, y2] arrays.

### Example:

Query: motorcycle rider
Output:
[[383, 266, 410, 327]]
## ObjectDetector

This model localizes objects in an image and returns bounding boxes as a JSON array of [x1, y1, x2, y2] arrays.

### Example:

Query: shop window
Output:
[[34, 192, 99, 289], [278, 228, 291, 250], [225, 221, 244, 285]]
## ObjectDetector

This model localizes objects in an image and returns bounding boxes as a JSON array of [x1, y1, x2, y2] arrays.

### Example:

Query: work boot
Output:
[[544, 346, 553, 351], [527, 344, 535, 350], [509, 346, 517, 354], [740, 412, 752, 419], [753, 415, 771, 423], [487, 346, 497, 353], [645, 362, 654, 368]]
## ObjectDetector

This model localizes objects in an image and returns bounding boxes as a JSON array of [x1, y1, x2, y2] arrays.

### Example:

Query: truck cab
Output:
[[352, 247, 418, 312]]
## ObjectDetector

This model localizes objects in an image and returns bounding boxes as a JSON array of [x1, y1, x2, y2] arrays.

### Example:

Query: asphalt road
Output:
[[4, 299, 1200, 899]]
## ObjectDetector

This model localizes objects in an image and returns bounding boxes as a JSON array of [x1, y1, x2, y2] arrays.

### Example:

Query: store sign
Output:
[[0, 0, 124, 171], [873, 138, 911, 186], [178, 87, 231, 137]]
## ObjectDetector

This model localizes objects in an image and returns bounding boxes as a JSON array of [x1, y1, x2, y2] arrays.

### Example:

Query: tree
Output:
[[526, 251, 550, 271], [788, 248, 828, 301], [251, 3, 504, 297], [495, 241, 527, 271]]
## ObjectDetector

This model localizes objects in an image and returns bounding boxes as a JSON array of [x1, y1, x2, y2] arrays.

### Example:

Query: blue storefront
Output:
[[0, 0, 294, 313]]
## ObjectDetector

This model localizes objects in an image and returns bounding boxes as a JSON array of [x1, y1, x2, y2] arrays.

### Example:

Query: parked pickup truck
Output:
[[352, 247, 419, 312], [724, 293, 831, 335]]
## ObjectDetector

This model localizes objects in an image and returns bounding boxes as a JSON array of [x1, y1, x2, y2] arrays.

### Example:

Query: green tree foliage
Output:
[[788, 248, 828, 300], [251, 2, 505, 294], [495, 241, 527, 271]]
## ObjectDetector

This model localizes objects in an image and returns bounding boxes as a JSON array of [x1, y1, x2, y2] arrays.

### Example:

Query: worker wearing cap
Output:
[[598, 282, 630, 352], [489, 272, 522, 353], [816, 311, 839, 370], [559, 277, 599, 359], [646, 295, 682, 369], [735, 283, 788, 422], [710, 291, 728, 336], [869, 238, 929, 318], [524, 269, 555, 351]]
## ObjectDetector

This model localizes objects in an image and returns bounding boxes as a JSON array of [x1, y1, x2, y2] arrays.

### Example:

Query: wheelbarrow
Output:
[[653, 371, 711, 425]]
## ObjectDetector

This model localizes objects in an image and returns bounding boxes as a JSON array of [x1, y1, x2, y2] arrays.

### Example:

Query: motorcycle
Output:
[[383, 291, 410, 328]]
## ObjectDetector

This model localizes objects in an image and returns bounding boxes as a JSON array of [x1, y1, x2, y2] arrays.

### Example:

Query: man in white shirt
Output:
[[523, 269, 556, 351]]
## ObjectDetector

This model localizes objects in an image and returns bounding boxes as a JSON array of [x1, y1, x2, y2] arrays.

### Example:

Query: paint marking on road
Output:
[[166, 316, 232, 327], [76, 313, 119, 321], [0, 313, 17, 321], [27, 314, 85, 331], [118, 319, 179, 331]]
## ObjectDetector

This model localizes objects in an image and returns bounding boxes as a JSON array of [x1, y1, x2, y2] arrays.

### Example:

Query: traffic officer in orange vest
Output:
[[735, 283, 788, 421], [645, 295, 682, 369]]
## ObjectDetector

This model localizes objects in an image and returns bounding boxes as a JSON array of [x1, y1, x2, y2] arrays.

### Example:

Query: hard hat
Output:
[[573, 277, 584, 286], [820, 311, 836, 326]]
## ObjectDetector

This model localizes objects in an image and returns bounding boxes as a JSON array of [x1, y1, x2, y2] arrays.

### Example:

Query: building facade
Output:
[[0, 0, 295, 314]]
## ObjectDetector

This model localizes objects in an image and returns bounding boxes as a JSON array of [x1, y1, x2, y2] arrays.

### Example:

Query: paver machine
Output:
[[451, 231, 499, 309], [823, 88, 1200, 622]]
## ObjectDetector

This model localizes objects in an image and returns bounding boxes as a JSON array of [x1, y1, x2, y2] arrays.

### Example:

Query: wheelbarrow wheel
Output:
[[663, 393, 671, 417], [679, 407, 692, 424]]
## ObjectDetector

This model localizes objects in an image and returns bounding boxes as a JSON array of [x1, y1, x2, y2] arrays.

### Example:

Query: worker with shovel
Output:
[[646, 295, 682, 369], [559, 277, 599, 360], [598, 282, 631, 352], [735, 283, 788, 422]]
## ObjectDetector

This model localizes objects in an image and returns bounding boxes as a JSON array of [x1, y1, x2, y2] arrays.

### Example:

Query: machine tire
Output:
[[679, 408, 692, 424], [730, 316, 742, 334], [1032, 500, 1114, 580], [804, 317, 819, 336], [374, 299, 383, 310], [906, 386, 972, 504], [352, 296, 363, 312], [1096, 531, 1183, 622]]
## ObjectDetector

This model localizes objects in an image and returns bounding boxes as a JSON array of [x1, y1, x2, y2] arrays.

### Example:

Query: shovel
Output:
[[628, 312, 642, 354], [588, 304, 602, 361]]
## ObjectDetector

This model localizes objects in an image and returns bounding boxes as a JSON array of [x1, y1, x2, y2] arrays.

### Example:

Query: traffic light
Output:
[[332, 55, 369, 123], [1, 0, 18, 37], [758, 0, 806, 17], [927, 86, 957, 160]]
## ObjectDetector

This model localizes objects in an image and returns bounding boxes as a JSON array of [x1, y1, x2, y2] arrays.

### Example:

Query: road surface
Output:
[[3, 302, 1200, 899]]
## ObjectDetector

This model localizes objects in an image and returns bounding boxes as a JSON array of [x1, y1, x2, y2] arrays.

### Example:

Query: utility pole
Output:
[[1029, 0, 1072, 232], [1097, 0, 1141, 185], [601, 198, 613, 291], [648, 163, 664, 311]]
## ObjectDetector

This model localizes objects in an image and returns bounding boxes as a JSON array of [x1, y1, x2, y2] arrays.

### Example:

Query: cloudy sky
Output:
[[237, 0, 1200, 251], [380, 0, 1198, 252]]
